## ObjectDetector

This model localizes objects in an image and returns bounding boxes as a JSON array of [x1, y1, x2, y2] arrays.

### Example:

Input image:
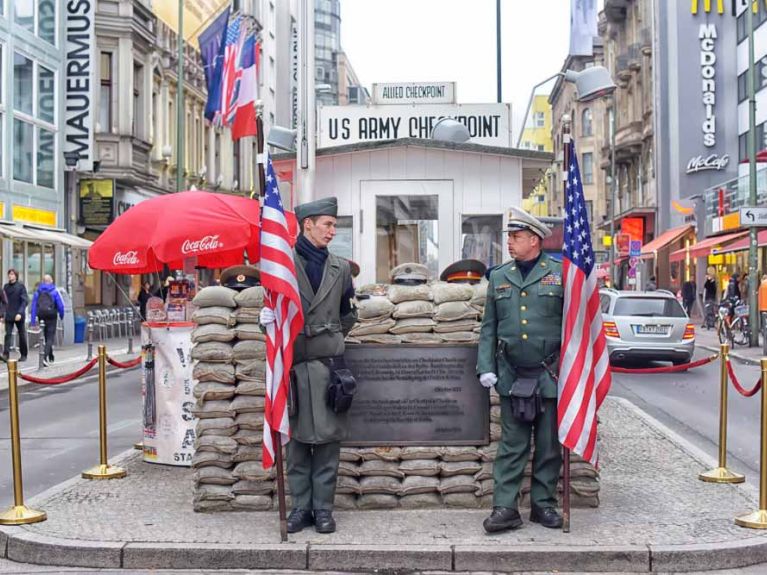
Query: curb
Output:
[[698, 343, 760, 366], [3, 406, 767, 572]]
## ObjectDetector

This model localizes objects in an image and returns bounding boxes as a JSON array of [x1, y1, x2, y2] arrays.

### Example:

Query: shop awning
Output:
[[0, 223, 93, 248], [712, 229, 767, 255], [669, 230, 748, 262], [639, 224, 694, 260]]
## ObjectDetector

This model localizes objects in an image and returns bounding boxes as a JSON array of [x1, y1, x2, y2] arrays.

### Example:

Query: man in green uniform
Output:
[[259, 196, 357, 534], [477, 207, 564, 532]]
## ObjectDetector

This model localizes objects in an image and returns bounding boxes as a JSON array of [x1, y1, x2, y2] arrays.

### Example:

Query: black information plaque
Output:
[[343, 344, 489, 446]]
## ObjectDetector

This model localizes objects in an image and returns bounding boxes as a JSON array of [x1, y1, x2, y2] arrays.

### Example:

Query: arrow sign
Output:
[[739, 207, 767, 226]]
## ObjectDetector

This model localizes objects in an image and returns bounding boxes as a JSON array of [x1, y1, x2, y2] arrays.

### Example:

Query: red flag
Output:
[[231, 33, 259, 140], [259, 153, 303, 468], [558, 137, 612, 466]]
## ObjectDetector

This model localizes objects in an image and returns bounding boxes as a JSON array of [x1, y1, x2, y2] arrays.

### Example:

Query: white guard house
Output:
[[273, 138, 553, 287]]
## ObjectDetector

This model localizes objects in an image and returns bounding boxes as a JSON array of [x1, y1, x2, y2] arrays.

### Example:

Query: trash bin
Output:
[[74, 316, 87, 344]]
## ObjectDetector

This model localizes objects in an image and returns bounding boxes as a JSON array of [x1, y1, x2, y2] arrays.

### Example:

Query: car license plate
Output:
[[735, 305, 749, 317], [634, 324, 670, 335]]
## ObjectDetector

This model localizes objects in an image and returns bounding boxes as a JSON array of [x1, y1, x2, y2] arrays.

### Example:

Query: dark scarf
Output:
[[296, 234, 328, 293], [516, 251, 542, 280]]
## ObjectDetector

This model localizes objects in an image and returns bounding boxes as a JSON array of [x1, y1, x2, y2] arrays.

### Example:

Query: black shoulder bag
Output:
[[322, 356, 357, 414]]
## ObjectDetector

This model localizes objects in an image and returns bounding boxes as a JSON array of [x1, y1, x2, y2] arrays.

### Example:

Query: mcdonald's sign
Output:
[[691, 0, 767, 15]]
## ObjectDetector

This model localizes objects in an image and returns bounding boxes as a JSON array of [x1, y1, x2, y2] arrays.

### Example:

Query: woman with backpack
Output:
[[30, 274, 65, 366]]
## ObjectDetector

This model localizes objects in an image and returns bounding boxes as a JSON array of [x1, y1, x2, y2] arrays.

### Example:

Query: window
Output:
[[534, 111, 545, 128], [99, 53, 112, 132], [738, 71, 748, 103], [537, 144, 545, 151], [328, 216, 353, 260], [14, 0, 33, 33], [37, 128, 54, 188], [461, 214, 504, 269], [26, 242, 41, 290], [582, 108, 593, 137], [582, 152, 594, 184], [132, 63, 143, 138], [13, 53, 33, 115], [613, 296, 686, 318], [38, 65, 54, 123], [14, 0, 56, 45], [232, 140, 240, 188], [13, 119, 33, 183]]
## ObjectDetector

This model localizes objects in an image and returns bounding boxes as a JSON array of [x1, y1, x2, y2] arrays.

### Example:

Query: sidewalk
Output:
[[695, 326, 765, 365], [1, 397, 766, 573], [0, 336, 140, 393]]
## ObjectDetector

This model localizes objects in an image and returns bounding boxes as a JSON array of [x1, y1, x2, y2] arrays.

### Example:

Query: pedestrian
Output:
[[137, 281, 152, 321], [477, 207, 564, 533], [726, 272, 741, 301], [681, 279, 696, 317], [29, 274, 65, 366], [3, 269, 28, 362], [645, 276, 657, 291], [259, 196, 357, 535], [703, 268, 718, 329], [739, 273, 750, 302]]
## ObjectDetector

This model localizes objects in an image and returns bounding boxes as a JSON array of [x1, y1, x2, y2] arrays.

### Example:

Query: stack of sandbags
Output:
[[431, 282, 481, 344], [191, 285, 276, 512]]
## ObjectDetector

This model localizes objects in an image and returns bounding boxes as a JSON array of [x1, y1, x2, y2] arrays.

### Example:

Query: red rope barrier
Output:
[[106, 355, 142, 369], [610, 354, 719, 374], [18, 358, 99, 385], [726, 359, 762, 397]]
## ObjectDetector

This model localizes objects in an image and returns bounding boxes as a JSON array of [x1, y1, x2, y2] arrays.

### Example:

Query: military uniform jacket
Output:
[[477, 252, 564, 398], [291, 251, 357, 444]]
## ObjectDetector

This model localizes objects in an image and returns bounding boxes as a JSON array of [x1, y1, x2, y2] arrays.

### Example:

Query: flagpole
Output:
[[257, 103, 288, 543], [561, 113, 572, 534]]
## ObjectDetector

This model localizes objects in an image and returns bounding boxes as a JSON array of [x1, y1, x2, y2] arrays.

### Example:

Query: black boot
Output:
[[483, 507, 522, 533], [314, 509, 336, 534], [529, 505, 563, 528], [286, 509, 314, 533]]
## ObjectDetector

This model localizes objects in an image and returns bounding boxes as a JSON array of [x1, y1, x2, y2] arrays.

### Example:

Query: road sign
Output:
[[739, 207, 767, 226], [629, 240, 642, 257]]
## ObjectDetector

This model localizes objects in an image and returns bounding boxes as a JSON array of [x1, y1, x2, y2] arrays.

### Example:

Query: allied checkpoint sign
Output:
[[343, 344, 490, 446], [318, 103, 512, 148]]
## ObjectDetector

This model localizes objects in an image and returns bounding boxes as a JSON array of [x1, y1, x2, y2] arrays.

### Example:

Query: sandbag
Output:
[[356, 284, 389, 297], [192, 324, 236, 343], [349, 318, 396, 337], [357, 297, 395, 320], [438, 475, 477, 494], [399, 475, 440, 495], [232, 429, 263, 446], [192, 306, 235, 326], [433, 301, 479, 322], [471, 282, 488, 307], [192, 399, 235, 419], [233, 340, 267, 361], [358, 447, 402, 462], [389, 317, 435, 334], [358, 476, 401, 495], [193, 381, 236, 401], [194, 499, 233, 512], [490, 423, 502, 442], [195, 435, 238, 454], [232, 495, 272, 511], [340, 449, 362, 462], [235, 412, 264, 431], [232, 480, 274, 496], [336, 476, 360, 494], [442, 447, 481, 462], [236, 360, 266, 382], [234, 324, 267, 341], [235, 379, 266, 396], [392, 300, 434, 319], [196, 417, 237, 437], [191, 451, 233, 469], [443, 492, 483, 508], [433, 319, 479, 333], [440, 460, 482, 477], [192, 342, 234, 363], [233, 445, 262, 463], [431, 282, 474, 305], [234, 286, 265, 308], [230, 395, 265, 413], [193, 287, 238, 308], [334, 493, 358, 510], [234, 307, 261, 324], [387, 284, 432, 304], [338, 461, 360, 477], [474, 462, 493, 481], [475, 478, 494, 497], [193, 362, 235, 384], [358, 460, 404, 478], [399, 333, 442, 344], [438, 332, 479, 343], [345, 336, 362, 345], [357, 494, 398, 509], [399, 459, 440, 477], [194, 466, 236, 486], [232, 461, 276, 482], [194, 484, 234, 501], [399, 493, 441, 509], [357, 334, 403, 344], [400, 446, 444, 460]]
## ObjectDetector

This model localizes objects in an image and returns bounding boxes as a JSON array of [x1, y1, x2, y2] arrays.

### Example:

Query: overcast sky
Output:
[[340, 0, 603, 141]]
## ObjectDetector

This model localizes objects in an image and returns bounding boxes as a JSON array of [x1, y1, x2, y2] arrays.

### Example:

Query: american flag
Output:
[[259, 153, 303, 468], [558, 137, 612, 466], [220, 15, 242, 127]]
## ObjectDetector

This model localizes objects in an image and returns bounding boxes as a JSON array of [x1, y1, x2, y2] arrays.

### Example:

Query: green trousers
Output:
[[492, 397, 562, 509], [286, 439, 341, 511]]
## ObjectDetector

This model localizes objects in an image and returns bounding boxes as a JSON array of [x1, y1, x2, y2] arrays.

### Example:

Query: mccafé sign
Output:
[[692, 0, 767, 15]]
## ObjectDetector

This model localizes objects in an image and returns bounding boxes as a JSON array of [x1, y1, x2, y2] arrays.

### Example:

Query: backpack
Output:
[[37, 290, 56, 319]]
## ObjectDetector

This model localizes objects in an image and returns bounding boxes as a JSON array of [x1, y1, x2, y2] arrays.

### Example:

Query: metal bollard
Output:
[[0, 360, 47, 524], [736, 358, 767, 528], [82, 345, 127, 480], [127, 310, 134, 354], [118, 309, 125, 338], [87, 316, 94, 361], [699, 343, 746, 483], [38, 319, 46, 369]]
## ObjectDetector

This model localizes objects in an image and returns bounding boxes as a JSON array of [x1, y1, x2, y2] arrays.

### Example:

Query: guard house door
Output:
[[360, 180, 454, 286]]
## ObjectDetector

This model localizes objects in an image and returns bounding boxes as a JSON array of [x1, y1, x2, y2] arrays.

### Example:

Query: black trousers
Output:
[[42, 316, 57, 360], [4, 318, 27, 358]]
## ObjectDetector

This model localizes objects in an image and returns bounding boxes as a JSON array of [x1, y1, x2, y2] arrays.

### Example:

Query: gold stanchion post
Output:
[[735, 358, 767, 528], [0, 360, 46, 524], [699, 343, 745, 483], [82, 345, 126, 480]]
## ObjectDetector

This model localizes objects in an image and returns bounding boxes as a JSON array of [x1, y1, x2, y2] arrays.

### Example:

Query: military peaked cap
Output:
[[220, 265, 260, 291], [390, 262, 430, 285], [440, 259, 487, 284], [294, 196, 338, 224], [506, 206, 552, 239]]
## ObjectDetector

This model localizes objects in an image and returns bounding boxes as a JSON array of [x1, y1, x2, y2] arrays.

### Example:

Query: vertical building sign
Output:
[[291, 17, 299, 130], [64, 0, 96, 171]]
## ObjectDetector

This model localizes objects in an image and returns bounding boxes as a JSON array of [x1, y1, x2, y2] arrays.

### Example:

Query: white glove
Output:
[[479, 373, 498, 388], [259, 307, 275, 326]]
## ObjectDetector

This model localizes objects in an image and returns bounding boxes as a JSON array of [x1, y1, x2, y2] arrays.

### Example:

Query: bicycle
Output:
[[717, 300, 751, 346]]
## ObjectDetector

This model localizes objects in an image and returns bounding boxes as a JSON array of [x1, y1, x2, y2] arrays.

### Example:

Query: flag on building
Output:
[[569, 0, 597, 56], [558, 137, 611, 466], [231, 32, 259, 141], [220, 15, 243, 126], [200, 5, 231, 121], [260, 153, 303, 468]]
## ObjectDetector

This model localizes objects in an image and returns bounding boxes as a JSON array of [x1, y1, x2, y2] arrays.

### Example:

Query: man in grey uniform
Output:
[[261, 196, 357, 534]]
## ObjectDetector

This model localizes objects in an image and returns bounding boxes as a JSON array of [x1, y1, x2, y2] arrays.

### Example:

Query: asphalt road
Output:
[[610, 349, 763, 478], [0, 368, 142, 509]]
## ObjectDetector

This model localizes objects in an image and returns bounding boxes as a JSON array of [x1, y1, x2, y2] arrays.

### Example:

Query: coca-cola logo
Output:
[[113, 251, 139, 266], [181, 235, 221, 254]]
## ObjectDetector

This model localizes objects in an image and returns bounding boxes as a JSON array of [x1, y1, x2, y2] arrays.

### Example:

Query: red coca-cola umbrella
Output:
[[88, 190, 297, 274]]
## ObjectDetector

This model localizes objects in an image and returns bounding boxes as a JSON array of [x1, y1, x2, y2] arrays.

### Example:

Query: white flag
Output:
[[569, 0, 598, 56]]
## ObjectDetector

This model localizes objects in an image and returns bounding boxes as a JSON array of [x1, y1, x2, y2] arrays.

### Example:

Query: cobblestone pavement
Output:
[[3, 397, 764, 548]]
